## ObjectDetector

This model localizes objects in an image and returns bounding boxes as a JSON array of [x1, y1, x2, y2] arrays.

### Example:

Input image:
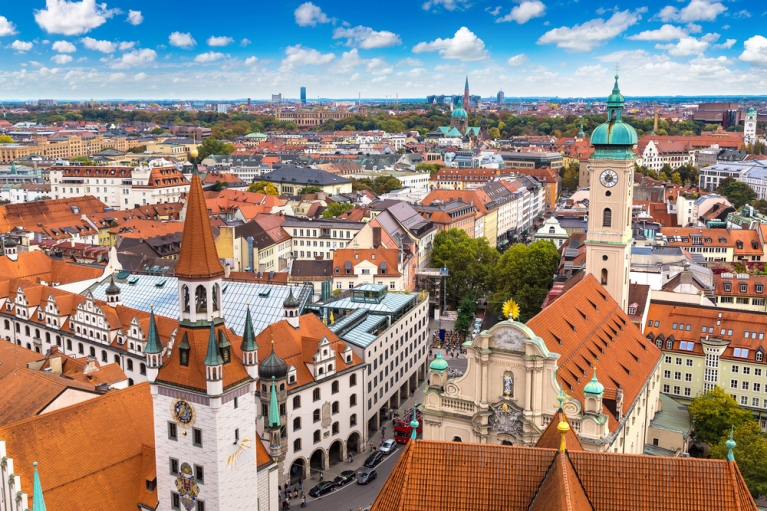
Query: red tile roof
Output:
[[175, 170, 224, 279]]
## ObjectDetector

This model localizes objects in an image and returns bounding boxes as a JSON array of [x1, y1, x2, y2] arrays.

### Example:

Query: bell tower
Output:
[[584, 72, 637, 313], [745, 107, 757, 146]]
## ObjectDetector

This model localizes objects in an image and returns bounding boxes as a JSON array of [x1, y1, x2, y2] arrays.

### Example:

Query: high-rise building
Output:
[[300, 87, 306, 104], [497, 90, 504, 104], [271, 94, 282, 104]]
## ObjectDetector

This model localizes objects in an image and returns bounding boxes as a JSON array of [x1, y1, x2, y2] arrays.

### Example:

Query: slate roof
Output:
[[261, 166, 352, 186]]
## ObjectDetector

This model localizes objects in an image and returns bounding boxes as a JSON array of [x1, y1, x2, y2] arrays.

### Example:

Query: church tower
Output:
[[463, 76, 470, 111], [745, 107, 757, 146], [584, 73, 637, 313], [149, 147, 259, 511]]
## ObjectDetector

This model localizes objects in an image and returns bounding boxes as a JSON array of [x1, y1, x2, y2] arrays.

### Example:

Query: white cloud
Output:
[[507, 54, 528, 66], [714, 39, 736, 49], [119, 41, 135, 51], [34, 0, 117, 36], [496, 1, 546, 24], [39, 67, 60, 76], [113, 48, 157, 68], [686, 23, 702, 33], [294, 2, 331, 27], [740, 35, 767, 67], [537, 9, 643, 52], [366, 57, 393, 75], [194, 51, 225, 63], [575, 64, 607, 76], [657, 0, 726, 23], [422, 0, 469, 11], [134, 72, 147, 80], [280, 45, 335, 71], [244, 56, 258, 66], [81, 37, 115, 53], [397, 67, 428, 77], [127, 10, 143, 25], [656, 36, 710, 57], [207, 36, 234, 47], [240, 38, 251, 47], [11, 40, 33, 52], [627, 24, 687, 41], [732, 10, 750, 19], [396, 58, 424, 67], [169, 32, 196, 49], [53, 40, 77, 53], [330, 48, 366, 74], [332, 26, 402, 49], [0, 16, 17, 36], [597, 49, 652, 62], [412, 27, 489, 61], [487, 6, 502, 16], [701, 33, 720, 43], [109, 72, 126, 81], [52, 54, 73, 64]]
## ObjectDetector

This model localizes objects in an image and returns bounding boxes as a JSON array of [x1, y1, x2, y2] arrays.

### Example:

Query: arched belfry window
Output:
[[195, 285, 207, 313], [182, 285, 190, 312], [602, 208, 612, 227], [601, 269, 608, 286], [212, 283, 220, 311]]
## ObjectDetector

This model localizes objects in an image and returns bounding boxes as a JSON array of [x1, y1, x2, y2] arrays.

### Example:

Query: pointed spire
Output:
[[240, 303, 258, 352], [204, 321, 223, 366], [464, 75, 469, 90], [410, 407, 419, 441], [105, 273, 120, 295], [283, 287, 299, 308], [726, 425, 737, 461], [268, 376, 281, 428], [144, 305, 163, 354], [32, 462, 47, 511]]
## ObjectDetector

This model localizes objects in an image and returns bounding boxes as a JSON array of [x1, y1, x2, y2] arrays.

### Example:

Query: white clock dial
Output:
[[600, 169, 618, 188]]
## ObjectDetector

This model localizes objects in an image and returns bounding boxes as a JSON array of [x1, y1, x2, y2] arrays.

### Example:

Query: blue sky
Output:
[[0, 0, 766, 100]]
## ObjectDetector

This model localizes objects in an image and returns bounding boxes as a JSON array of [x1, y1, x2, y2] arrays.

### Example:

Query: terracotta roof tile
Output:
[[332, 248, 402, 277], [175, 171, 224, 279], [0, 342, 45, 378], [529, 451, 593, 511], [535, 410, 583, 451]]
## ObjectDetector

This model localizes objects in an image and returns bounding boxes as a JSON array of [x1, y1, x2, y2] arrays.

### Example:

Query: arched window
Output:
[[313, 388, 320, 401], [45, 332, 50, 343], [293, 439, 301, 452], [293, 396, 301, 409], [195, 285, 207, 313], [89, 346, 96, 356], [313, 409, 320, 423], [293, 417, 301, 431], [602, 208, 612, 227], [350, 394, 357, 407], [757, 351, 764, 362], [332, 381, 339, 394], [549, 226, 555, 234], [212, 283, 220, 311], [182, 285, 190, 312], [452, 436, 462, 442], [350, 414, 357, 427], [656, 339, 662, 349], [25, 326, 30, 336], [601, 269, 608, 286], [349, 374, 357, 387], [666, 339, 673, 350], [332, 401, 339, 414], [328, 364, 333, 372]]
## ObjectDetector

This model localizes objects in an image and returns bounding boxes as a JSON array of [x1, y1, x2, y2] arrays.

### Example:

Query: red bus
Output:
[[393, 411, 422, 444]]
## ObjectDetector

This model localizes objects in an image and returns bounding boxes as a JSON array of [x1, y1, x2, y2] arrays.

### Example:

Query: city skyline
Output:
[[0, 0, 765, 100]]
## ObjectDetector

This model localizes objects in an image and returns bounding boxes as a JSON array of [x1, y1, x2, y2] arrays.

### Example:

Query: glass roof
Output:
[[87, 275, 310, 336]]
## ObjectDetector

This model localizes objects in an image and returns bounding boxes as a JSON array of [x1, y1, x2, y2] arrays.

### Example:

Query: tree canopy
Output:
[[431, 229, 500, 304], [299, 186, 323, 195], [196, 138, 235, 160], [247, 181, 278, 196], [454, 295, 478, 338], [351, 176, 403, 195], [717, 177, 757, 209], [710, 421, 767, 498], [688, 386, 755, 445], [322, 202, 353, 218]]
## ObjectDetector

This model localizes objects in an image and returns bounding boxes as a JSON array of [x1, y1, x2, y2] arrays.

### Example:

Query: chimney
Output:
[[83, 356, 99, 374], [373, 226, 381, 248]]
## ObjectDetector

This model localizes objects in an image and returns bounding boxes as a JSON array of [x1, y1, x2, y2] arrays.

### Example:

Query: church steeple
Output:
[[463, 76, 470, 112], [32, 462, 47, 511]]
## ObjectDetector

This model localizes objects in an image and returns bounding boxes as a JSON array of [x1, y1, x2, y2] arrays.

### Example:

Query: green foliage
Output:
[[415, 163, 443, 176], [149, 127, 165, 135], [752, 199, 767, 215], [561, 162, 580, 193], [717, 177, 757, 209], [70, 155, 96, 166], [127, 145, 147, 154], [299, 186, 323, 195], [710, 421, 767, 498], [431, 229, 500, 304], [213, 181, 228, 192], [659, 171, 668, 182], [671, 172, 682, 185], [0, 135, 13, 144], [454, 295, 478, 338], [247, 181, 279, 196], [322, 202, 354, 218], [688, 386, 755, 445], [489, 241, 560, 322], [488, 127, 501, 139], [351, 175, 403, 195], [197, 138, 235, 160]]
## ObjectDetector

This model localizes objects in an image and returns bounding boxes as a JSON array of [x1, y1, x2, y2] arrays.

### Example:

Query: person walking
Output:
[[319, 471, 323, 482]]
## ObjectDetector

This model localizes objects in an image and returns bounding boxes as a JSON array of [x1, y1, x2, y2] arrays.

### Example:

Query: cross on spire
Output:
[[614, 64, 620, 78]]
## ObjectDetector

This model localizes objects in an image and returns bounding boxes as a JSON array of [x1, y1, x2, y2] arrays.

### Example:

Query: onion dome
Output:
[[105, 274, 120, 295], [3, 238, 17, 248], [590, 74, 638, 149], [584, 370, 604, 396], [260, 341, 288, 380], [451, 100, 468, 119], [429, 351, 449, 373], [283, 287, 300, 308]]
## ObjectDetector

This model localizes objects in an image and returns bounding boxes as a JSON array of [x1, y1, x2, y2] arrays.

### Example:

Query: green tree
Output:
[[717, 178, 757, 209], [454, 295, 478, 338], [488, 127, 501, 139], [688, 386, 754, 445], [127, 145, 147, 154], [415, 163, 442, 176], [659, 171, 669, 182], [431, 229, 500, 304], [670, 172, 682, 185], [752, 199, 767, 215], [0, 135, 13, 144], [299, 186, 323, 195], [489, 241, 560, 322], [710, 421, 767, 498], [322, 202, 353, 218], [561, 162, 580, 193], [150, 127, 164, 135], [196, 138, 235, 160], [70, 155, 96, 166], [247, 181, 279, 196]]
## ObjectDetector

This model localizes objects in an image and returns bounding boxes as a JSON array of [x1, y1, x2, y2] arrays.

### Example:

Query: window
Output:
[[350, 394, 357, 407], [666, 340, 673, 350], [313, 388, 321, 401], [234, 397, 238, 409], [193, 428, 203, 448], [685, 373, 692, 382], [313, 430, 321, 443], [673, 386, 680, 395], [732, 365, 739, 373], [294, 439, 302, 452], [742, 381, 750, 391], [197, 501, 205, 511], [172, 492, 180, 510], [140, 363, 146, 375], [741, 396, 748, 405], [665, 356, 671, 364], [332, 381, 339, 394], [350, 374, 357, 387], [731, 380, 738, 389], [663, 384, 670, 393], [332, 421, 339, 435], [664, 370, 671, 379], [332, 401, 340, 414], [758, 352, 764, 363], [684, 388, 691, 397], [601, 269, 608, 286], [170, 458, 179, 476], [686, 359, 693, 367], [293, 396, 301, 409], [293, 417, 301, 431], [602, 208, 612, 227], [675, 357, 682, 365], [195, 465, 204, 484], [168, 422, 178, 441], [754, 383, 762, 393], [313, 409, 320, 423], [674, 371, 681, 380]]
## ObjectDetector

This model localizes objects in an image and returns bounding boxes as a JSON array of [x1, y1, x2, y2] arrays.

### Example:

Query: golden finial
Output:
[[558, 420, 571, 452], [190, 134, 199, 159]]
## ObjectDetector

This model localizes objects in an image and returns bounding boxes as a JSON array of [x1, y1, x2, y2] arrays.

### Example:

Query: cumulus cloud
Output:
[[119, 41, 135, 50], [714, 39, 736, 49], [11, 40, 33, 52], [34, 0, 117, 36], [53, 40, 77, 53], [575, 64, 607, 76], [294, 2, 331, 26], [207, 36, 234, 47], [507, 54, 528, 66], [240, 38, 251, 47], [194, 51, 225, 63], [113, 48, 157, 68], [169, 32, 196, 49], [397, 67, 428, 77], [627, 24, 687, 41], [656, 35, 710, 57], [330, 48, 366, 74], [0, 16, 17, 36], [244, 56, 258, 66], [81, 37, 116, 53], [332, 26, 402, 49], [740, 35, 767, 67], [367, 57, 394, 75], [134, 72, 147, 80], [127, 10, 143, 25], [657, 0, 726, 23], [496, 1, 546, 24], [52, 54, 73, 64], [280, 45, 335, 71], [412, 27, 489, 61], [422, 0, 470, 11], [537, 9, 643, 51], [396, 57, 423, 67]]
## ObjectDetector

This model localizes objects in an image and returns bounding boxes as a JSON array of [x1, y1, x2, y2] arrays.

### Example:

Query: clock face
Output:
[[600, 169, 618, 188], [171, 398, 196, 427]]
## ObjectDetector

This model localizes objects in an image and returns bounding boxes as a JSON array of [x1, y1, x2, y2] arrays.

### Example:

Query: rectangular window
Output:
[[197, 501, 205, 511], [742, 381, 750, 391], [168, 422, 178, 441], [673, 386, 680, 395], [172, 492, 180, 511], [663, 370, 671, 379], [193, 428, 203, 448], [674, 372, 681, 380], [741, 396, 748, 405], [663, 384, 670, 393], [195, 465, 204, 484], [685, 373, 692, 382], [170, 458, 179, 476], [665, 356, 672, 364], [731, 380, 738, 389], [686, 359, 693, 367], [753, 397, 761, 407], [684, 388, 691, 397], [675, 358, 682, 365]]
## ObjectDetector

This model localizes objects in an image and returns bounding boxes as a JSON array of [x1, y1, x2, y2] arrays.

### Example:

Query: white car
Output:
[[380, 439, 397, 455]]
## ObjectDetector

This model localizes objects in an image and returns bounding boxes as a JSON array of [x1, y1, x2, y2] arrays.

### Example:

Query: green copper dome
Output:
[[429, 351, 449, 372], [590, 74, 638, 151], [584, 370, 604, 396], [451, 99, 467, 119], [747, 106, 756, 117]]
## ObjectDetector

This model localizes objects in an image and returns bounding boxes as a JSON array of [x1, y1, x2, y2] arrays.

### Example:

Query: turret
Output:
[[267, 376, 282, 458], [105, 273, 121, 307], [428, 350, 449, 389], [144, 306, 163, 382], [583, 369, 604, 415], [283, 287, 300, 329], [240, 303, 259, 378], [204, 321, 224, 396]]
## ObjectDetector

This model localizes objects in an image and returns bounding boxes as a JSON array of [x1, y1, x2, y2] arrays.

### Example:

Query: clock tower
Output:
[[745, 107, 757, 146], [584, 73, 638, 313]]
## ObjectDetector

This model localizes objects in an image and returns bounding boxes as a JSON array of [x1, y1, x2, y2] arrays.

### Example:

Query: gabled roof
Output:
[[175, 170, 224, 279], [535, 409, 583, 451]]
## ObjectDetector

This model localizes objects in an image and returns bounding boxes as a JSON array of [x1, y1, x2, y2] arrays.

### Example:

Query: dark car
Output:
[[357, 469, 378, 485], [364, 450, 385, 468], [333, 470, 356, 487], [308, 481, 335, 498]]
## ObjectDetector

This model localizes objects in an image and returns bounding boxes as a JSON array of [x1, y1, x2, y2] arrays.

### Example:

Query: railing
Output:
[[441, 398, 475, 414]]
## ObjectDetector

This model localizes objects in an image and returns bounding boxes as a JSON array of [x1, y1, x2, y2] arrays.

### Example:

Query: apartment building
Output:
[[282, 217, 365, 261], [0, 134, 143, 163], [274, 108, 351, 128], [714, 273, 767, 312], [331, 248, 408, 291]]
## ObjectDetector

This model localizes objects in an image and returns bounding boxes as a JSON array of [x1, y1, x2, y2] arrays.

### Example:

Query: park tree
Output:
[[658, 172, 668, 182], [322, 202, 353, 218], [196, 138, 235, 160], [247, 181, 279, 196], [489, 240, 560, 322], [488, 127, 501, 139], [688, 386, 755, 445], [150, 127, 164, 135], [670, 172, 682, 185], [70, 155, 96, 166], [710, 421, 767, 498], [454, 295, 478, 338], [717, 177, 757, 209], [431, 229, 500, 304], [752, 199, 767, 215]]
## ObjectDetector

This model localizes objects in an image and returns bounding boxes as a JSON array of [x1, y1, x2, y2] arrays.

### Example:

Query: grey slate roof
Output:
[[261, 166, 352, 186]]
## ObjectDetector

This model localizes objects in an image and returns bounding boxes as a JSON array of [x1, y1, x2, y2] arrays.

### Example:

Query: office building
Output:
[[300, 87, 306, 105]]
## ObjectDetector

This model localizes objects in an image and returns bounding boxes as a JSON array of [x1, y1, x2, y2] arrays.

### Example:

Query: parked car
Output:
[[357, 469, 378, 485], [364, 450, 385, 468], [380, 439, 397, 455], [308, 481, 335, 498], [333, 470, 356, 487]]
